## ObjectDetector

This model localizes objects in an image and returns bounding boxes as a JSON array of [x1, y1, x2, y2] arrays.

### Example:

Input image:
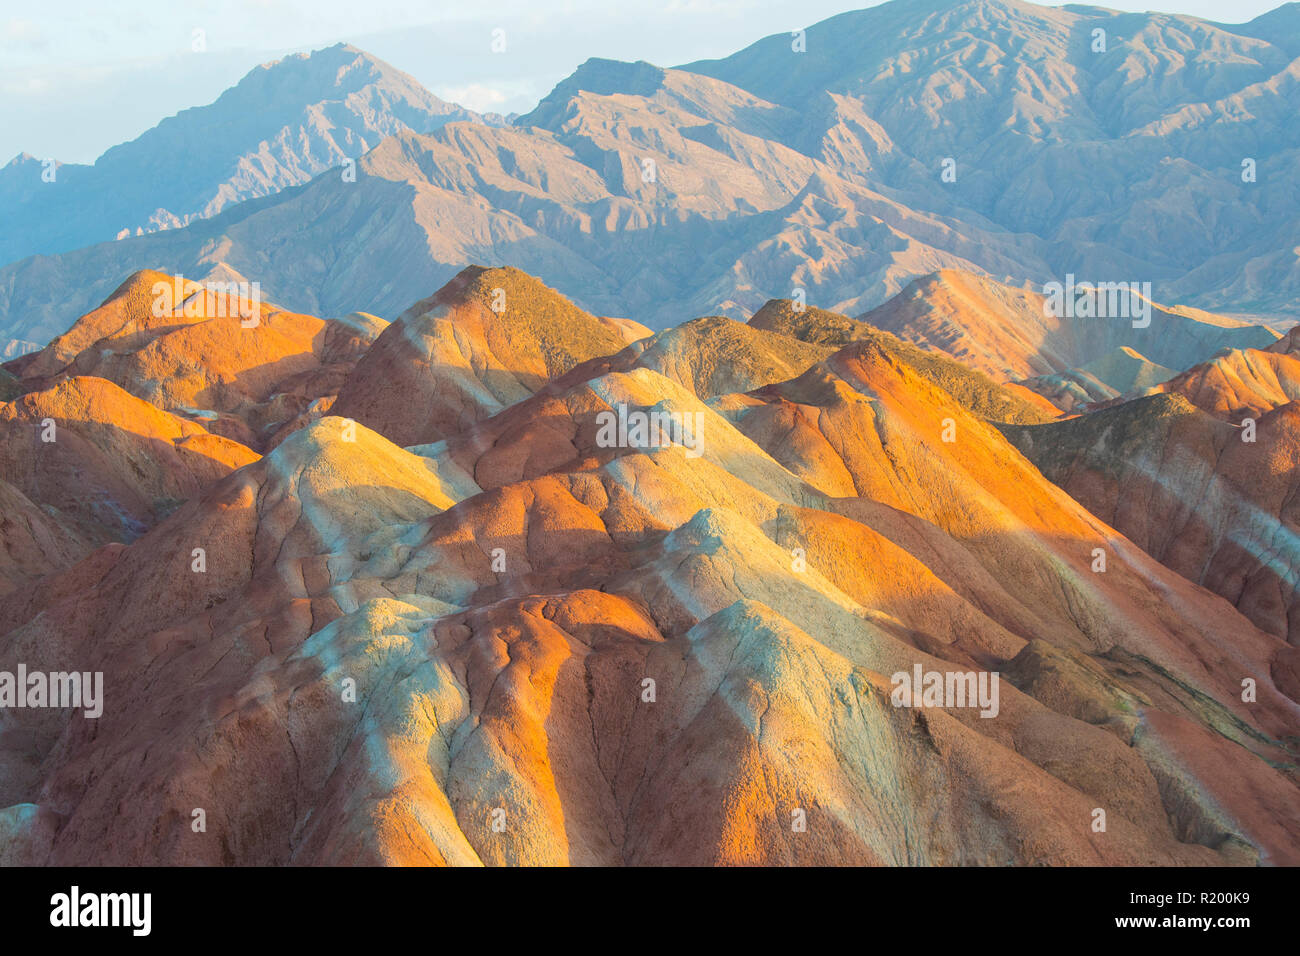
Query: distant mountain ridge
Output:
[[0, 43, 498, 266], [4, 0, 1300, 350]]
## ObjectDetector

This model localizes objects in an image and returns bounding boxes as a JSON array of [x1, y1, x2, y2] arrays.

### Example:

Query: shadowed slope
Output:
[[1017, 347, 1178, 412], [1004, 395, 1300, 645], [0, 375, 257, 545], [1004, 326, 1300, 642], [0, 478, 87, 599]]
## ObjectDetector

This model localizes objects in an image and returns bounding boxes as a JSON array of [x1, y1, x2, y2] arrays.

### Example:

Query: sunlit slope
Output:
[[3, 282, 1295, 865], [8, 269, 384, 450]]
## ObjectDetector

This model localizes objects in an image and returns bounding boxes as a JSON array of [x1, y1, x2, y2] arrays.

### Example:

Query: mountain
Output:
[[8, 1, 1300, 347], [1093, 348, 1188, 394], [618, 314, 835, 398], [685, 0, 1300, 319], [0, 59, 1038, 345], [0, 477, 87, 602], [853, 270, 1277, 382], [1017, 347, 1178, 411], [5, 268, 385, 451], [4, 1, 1300, 868], [0, 44, 497, 266], [0, 376, 257, 547], [1145, 325, 1300, 418], [1, 266, 1297, 865], [1003, 327, 1300, 640], [748, 294, 1059, 422], [331, 266, 645, 447], [1, 341, 38, 361]]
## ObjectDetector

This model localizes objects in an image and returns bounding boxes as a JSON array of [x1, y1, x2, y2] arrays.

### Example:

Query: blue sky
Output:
[[0, 0, 1288, 164]]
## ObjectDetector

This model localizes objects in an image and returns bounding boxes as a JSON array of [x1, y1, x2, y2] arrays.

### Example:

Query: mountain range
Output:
[[2, 263, 1298, 865], [0, 43, 499, 269], [5, 0, 1300, 355]]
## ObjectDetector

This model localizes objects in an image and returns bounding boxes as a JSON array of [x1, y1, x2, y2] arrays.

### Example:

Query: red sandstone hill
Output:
[[5, 269, 385, 451], [0, 375, 256, 548], [848, 269, 1276, 385], [1003, 330, 1300, 646], [331, 266, 646, 447], [1139, 325, 1300, 420], [1, 268, 1295, 866]]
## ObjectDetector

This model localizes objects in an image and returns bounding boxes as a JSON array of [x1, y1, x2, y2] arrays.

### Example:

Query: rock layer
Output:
[[2, 268, 1296, 866]]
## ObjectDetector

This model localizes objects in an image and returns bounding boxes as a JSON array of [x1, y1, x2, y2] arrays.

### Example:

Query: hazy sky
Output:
[[0, 0, 1289, 163]]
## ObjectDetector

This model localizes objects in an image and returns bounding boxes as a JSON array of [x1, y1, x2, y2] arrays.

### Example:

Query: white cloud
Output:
[[1, 18, 47, 50], [433, 79, 543, 115], [437, 83, 509, 110]]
